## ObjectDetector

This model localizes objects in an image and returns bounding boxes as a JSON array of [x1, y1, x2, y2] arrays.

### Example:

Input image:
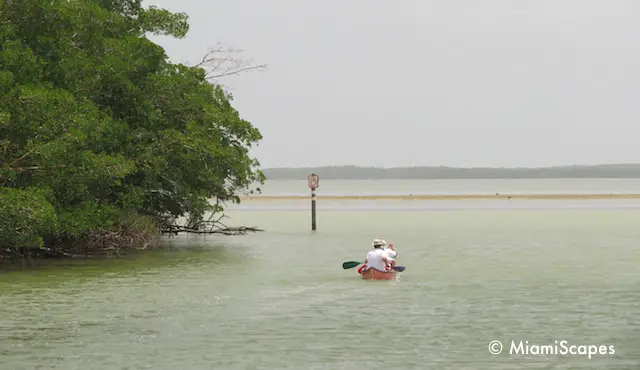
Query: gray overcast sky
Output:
[[145, 0, 639, 169]]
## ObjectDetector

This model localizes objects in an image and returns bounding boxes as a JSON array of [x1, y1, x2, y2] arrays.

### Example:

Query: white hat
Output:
[[372, 239, 387, 248]]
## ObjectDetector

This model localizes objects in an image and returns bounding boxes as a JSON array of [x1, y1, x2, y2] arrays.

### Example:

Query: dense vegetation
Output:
[[0, 0, 264, 260], [263, 164, 640, 180]]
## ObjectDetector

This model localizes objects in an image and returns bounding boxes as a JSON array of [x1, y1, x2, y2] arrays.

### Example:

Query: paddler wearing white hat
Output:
[[360, 238, 396, 272]]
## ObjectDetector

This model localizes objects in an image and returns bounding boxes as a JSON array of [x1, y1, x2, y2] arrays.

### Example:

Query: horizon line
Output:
[[261, 162, 640, 170]]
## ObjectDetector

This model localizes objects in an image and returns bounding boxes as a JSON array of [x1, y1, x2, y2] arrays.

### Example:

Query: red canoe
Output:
[[360, 268, 397, 280]]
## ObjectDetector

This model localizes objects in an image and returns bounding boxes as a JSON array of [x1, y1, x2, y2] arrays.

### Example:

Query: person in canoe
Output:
[[384, 242, 397, 259], [373, 239, 398, 263], [358, 239, 396, 274], [382, 240, 398, 271]]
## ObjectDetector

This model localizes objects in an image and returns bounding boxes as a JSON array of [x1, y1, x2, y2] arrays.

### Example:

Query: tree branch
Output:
[[160, 225, 263, 235], [194, 43, 267, 82]]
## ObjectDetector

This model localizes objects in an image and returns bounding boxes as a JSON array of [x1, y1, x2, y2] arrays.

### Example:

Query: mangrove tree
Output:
[[0, 0, 265, 260]]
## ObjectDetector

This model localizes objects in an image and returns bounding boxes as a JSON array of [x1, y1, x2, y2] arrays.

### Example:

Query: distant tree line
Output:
[[262, 164, 640, 180]]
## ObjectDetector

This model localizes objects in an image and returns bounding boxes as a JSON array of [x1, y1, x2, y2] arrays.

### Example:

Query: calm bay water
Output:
[[2, 179, 640, 369], [254, 178, 640, 196]]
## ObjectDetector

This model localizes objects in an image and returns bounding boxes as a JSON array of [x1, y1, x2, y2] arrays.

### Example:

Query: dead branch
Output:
[[162, 198, 263, 235], [161, 225, 264, 236], [195, 42, 267, 81]]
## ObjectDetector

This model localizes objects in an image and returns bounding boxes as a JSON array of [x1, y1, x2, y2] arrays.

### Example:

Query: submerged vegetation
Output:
[[0, 0, 265, 264]]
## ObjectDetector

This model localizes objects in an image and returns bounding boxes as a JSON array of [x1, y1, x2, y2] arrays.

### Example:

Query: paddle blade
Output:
[[393, 266, 406, 272], [342, 261, 363, 269]]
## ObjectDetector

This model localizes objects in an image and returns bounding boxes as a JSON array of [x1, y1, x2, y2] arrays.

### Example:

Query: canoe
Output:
[[360, 268, 397, 280]]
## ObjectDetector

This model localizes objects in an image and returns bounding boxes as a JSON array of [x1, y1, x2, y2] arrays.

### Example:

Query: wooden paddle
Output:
[[342, 261, 406, 272]]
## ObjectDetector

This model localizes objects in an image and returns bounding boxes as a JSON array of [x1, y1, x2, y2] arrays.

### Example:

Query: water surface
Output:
[[2, 182, 640, 369], [255, 178, 640, 196]]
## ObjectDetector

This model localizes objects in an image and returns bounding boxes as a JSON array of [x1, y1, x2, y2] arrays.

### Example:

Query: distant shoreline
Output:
[[262, 164, 640, 180], [240, 193, 640, 201]]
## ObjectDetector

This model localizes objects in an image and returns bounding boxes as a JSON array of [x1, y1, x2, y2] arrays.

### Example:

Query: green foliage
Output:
[[138, 6, 190, 38], [0, 0, 264, 249], [0, 187, 57, 247]]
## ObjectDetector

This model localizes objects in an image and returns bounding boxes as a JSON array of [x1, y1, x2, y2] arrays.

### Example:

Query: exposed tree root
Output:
[[1, 211, 264, 268]]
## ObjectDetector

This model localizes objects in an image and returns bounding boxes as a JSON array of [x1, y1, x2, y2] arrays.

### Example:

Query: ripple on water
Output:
[[2, 210, 640, 369]]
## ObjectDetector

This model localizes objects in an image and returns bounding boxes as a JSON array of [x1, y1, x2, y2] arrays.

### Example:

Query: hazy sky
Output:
[[146, 0, 639, 168]]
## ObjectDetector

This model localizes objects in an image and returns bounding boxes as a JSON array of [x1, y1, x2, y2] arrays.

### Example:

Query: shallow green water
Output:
[[2, 209, 640, 369]]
